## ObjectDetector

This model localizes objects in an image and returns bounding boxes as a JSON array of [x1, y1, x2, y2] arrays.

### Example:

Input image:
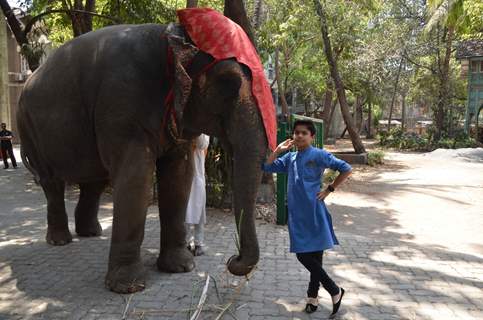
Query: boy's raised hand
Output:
[[276, 139, 294, 154]]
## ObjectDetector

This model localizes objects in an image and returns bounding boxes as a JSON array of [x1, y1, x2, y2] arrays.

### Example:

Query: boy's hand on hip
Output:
[[317, 190, 330, 201]]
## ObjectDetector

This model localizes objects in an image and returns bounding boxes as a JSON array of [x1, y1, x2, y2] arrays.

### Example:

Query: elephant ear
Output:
[[166, 23, 199, 137]]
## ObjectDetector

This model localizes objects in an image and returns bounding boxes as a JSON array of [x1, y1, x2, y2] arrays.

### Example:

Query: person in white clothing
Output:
[[186, 134, 210, 256]]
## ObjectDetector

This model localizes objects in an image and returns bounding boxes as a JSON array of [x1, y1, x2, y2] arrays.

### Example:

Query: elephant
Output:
[[17, 8, 273, 293]]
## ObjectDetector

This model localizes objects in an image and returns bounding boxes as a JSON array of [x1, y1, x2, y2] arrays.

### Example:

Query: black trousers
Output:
[[296, 251, 339, 298], [1, 145, 17, 168]]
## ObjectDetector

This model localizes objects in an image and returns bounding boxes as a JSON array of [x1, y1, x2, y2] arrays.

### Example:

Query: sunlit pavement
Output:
[[0, 146, 482, 319]]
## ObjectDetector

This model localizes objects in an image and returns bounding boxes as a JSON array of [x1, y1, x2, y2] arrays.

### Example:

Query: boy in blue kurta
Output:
[[262, 120, 352, 316]]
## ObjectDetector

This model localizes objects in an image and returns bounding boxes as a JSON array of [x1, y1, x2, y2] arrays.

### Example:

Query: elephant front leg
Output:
[[156, 144, 195, 273], [104, 145, 155, 293]]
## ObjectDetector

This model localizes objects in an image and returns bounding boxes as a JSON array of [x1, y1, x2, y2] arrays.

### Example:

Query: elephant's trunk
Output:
[[226, 105, 266, 276]]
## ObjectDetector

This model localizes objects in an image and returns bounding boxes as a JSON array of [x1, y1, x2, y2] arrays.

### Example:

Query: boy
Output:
[[262, 120, 352, 316]]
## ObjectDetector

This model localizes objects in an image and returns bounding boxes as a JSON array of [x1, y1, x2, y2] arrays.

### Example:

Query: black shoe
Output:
[[193, 245, 204, 256], [304, 297, 318, 314], [305, 303, 318, 313], [330, 288, 345, 317]]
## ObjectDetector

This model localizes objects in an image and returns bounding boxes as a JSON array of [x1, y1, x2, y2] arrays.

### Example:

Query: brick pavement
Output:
[[0, 148, 482, 319]]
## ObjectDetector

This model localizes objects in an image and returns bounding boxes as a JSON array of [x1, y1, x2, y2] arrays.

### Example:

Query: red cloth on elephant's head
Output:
[[177, 8, 277, 151]]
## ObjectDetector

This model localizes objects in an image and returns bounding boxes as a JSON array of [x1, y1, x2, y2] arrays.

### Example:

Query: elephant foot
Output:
[[75, 220, 102, 237], [46, 227, 73, 246], [157, 246, 195, 273], [227, 255, 257, 276], [105, 260, 145, 294]]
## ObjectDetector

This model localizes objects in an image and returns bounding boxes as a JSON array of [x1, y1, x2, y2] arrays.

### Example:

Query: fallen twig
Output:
[[214, 302, 234, 320], [121, 293, 134, 320], [189, 276, 210, 320]]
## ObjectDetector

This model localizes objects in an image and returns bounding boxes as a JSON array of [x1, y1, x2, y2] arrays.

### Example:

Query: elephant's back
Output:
[[23, 23, 168, 96], [20, 23, 169, 123], [18, 24, 169, 182]]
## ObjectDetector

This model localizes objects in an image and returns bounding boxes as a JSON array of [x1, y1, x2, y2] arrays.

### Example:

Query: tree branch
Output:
[[402, 52, 436, 74], [0, 0, 28, 45], [23, 9, 121, 36]]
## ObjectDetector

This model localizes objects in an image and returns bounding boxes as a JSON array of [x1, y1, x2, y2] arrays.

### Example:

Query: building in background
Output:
[[456, 40, 483, 141], [0, 11, 52, 143]]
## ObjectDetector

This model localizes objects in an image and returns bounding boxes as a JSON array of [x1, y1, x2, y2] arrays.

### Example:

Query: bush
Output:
[[378, 127, 479, 151], [367, 150, 385, 166], [378, 127, 428, 151]]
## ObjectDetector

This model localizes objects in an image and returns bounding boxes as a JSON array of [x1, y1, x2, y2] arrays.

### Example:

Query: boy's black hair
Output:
[[292, 119, 316, 136]]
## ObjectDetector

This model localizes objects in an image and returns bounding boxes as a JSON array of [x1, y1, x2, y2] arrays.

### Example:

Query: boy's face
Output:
[[292, 125, 314, 149]]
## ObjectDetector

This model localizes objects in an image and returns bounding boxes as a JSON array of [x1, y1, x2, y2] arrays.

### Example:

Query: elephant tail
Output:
[[20, 143, 40, 184]]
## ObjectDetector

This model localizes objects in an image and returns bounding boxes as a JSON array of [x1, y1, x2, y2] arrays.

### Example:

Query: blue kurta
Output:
[[262, 146, 352, 253]]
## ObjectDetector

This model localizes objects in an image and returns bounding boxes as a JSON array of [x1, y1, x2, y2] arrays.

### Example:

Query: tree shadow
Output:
[[1, 164, 482, 319]]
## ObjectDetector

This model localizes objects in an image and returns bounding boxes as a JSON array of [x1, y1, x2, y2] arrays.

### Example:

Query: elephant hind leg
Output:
[[75, 180, 108, 237], [40, 178, 72, 246]]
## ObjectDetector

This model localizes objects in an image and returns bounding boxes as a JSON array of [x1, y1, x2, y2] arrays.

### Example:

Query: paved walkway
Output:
[[0, 147, 482, 319]]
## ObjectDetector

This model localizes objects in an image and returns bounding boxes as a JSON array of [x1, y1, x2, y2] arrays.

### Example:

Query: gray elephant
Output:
[[17, 8, 274, 293]]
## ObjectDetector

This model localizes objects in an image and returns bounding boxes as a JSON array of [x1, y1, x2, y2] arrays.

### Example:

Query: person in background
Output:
[[186, 134, 210, 256], [0, 123, 18, 169]]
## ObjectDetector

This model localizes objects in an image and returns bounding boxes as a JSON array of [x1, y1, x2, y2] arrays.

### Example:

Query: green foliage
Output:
[[378, 127, 429, 150], [18, 0, 224, 47], [426, 0, 482, 37], [430, 131, 478, 149], [372, 104, 383, 128], [323, 169, 338, 185], [378, 127, 478, 151], [367, 150, 385, 166], [205, 137, 232, 208]]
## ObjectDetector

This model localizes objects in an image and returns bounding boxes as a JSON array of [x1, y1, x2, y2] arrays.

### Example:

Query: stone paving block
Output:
[[2, 163, 483, 319]]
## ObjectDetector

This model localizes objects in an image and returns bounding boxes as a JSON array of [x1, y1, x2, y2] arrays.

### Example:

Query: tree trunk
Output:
[[186, 0, 198, 8], [313, 0, 365, 154], [324, 97, 337, 142], [355, 96, 363, 133], [367, 102, 373, 138], [224, 0, 256, 46], [388, 56, 403, 131], [401, 92, 406, 132], [71, 0, 96, 37], [84, 0, 96, 32], [321, 82, 333, 123], [253, 0, 263, 29], [275, 48, 289, 119], [435, 26, 453, 140]]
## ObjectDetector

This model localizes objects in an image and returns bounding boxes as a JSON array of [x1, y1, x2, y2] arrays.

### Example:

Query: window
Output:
[[471, 61, 478, 73], [20, 56, 30, 74]]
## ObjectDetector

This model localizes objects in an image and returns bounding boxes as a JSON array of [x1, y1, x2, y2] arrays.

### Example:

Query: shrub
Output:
[[368, 150, 385, 166]]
